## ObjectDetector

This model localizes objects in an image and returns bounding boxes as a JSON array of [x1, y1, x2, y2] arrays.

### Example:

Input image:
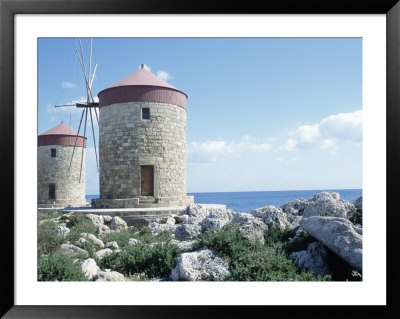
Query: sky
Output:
[[38, 37, 362, 194]]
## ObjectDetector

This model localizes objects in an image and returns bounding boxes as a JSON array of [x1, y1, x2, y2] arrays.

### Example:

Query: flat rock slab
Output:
[[300, 216, 362, 271]]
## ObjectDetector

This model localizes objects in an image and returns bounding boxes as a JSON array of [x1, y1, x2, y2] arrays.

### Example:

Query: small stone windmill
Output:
[[38, 38, 99, 207], [37, 121, 87, 207]]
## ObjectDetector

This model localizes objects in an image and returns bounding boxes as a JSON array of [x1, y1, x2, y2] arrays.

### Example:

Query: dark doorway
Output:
[[49, 183, 56, 200], [141, 166, 154, 196]]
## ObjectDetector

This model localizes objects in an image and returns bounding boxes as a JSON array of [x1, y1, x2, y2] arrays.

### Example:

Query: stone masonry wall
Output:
[[38, 145, 86, 206], [99, 102, 187, 200]]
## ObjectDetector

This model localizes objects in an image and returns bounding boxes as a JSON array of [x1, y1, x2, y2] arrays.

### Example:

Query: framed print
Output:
[[1, 0, 399, 318]]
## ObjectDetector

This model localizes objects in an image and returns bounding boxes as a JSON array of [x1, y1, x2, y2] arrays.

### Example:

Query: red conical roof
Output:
[[40, 121, 84, 137], [108, 65, 182, 92], [98, 64, 188, 109], [38, 121, 86, 147]]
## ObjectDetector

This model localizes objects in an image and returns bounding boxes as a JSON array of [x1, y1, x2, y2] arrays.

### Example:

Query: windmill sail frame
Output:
[[54, 38, 100, 183]]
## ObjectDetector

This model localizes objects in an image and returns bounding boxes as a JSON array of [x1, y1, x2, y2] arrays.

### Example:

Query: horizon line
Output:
[[85, 187, 362, 196]]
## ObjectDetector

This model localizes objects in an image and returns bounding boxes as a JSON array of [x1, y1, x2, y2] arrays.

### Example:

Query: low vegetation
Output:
[[38, 212, 348, 282], [101, 225, 153, 247], [37, 214, 99, 281], [194, 226, 331, 281], [349, 209, 362, 226], [38, 253, 88, 281], [38, 221, 65, 256], [65, 215, 98, 242], [99, 231, 181, 279], [37, 213, 182, 281]]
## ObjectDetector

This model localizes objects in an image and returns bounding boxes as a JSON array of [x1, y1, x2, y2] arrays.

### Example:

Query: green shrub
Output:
[[195, 228, 329, 281], [66, 215, 98, 242], [101, 225, 153, 248], [38, 221, 65, 256], [38, 253, 88, 281], [145, 241, 181, 278], [136, 225, 154, 243], [99, 239, 181, 279], [282, 230, 315, 255], [264, 227, 291, 247], [349, 209, 362, 226]]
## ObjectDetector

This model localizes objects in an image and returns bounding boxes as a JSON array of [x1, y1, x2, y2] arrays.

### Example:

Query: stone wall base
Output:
[[91, 195, 194, 209], [38, 199, 88, 208]]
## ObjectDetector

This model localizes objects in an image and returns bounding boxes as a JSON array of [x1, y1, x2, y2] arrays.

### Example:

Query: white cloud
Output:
[[157, 70, 173, 81], [188, 135, 272, 164], [61, 81, 76, 88], [137, 64, 174, 82], [282, 109, 362, 151]]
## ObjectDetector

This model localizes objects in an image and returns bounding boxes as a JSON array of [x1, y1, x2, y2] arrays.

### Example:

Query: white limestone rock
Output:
[[174, 223, 202, 241], [291, 242, 331, 278], [251, 205, 290, 230], [59, 244, 88, 258], [229, 213, 268, 244], [103, 215, 113, 223], [303, 192, 355, 219], [173, 215, 188, 224], [149, 221, 177, 236], [171, 249, 230, 281], [110, 216, 128, 231], [156, 216, 176, 225], [81, 258, 101, 280], [86, 214, 104, 228], [74, 237, 88, 248], [95, 248, 113, 260], [171, 239, 196, 251], [105, 241, 119, 250], [165, 216, 176, 225], [97, 225, 111, 237], [55, 225, 70, 238], [262, 208, 291, 230], [202, 209, 235, 231], [181, 204, 211, 225], [300, 216, 362, 271], [94, 269, 125, 282], [77, 233, 105, 249], [125, 238, 140, 246], [280, 199, 309, 216]]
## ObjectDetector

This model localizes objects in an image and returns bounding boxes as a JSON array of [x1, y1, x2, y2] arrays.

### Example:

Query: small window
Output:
[[142, 108, 150, 120], [48, 183, 56, 200], [51, 148, 56, 157]]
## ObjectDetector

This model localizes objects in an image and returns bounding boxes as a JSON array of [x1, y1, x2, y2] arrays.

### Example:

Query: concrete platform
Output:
[[58, 204, 226, 226], [38, 206, 69, 215]]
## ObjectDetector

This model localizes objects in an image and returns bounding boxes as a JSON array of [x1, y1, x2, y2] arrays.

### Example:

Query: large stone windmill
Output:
[[92, 64, 194, 208]]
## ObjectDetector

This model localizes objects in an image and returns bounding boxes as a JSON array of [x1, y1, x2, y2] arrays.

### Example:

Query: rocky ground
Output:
[[37, 192, 362, 282]]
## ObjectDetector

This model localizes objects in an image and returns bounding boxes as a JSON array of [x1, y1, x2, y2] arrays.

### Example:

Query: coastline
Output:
[[86, 188, 362, 213]]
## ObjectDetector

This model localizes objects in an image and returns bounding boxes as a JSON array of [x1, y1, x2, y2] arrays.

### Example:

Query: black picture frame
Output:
[[1, 0, 399, 318]]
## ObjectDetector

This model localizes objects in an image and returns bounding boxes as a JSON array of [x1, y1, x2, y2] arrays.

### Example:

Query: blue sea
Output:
[[86, 188, 362, 213]]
